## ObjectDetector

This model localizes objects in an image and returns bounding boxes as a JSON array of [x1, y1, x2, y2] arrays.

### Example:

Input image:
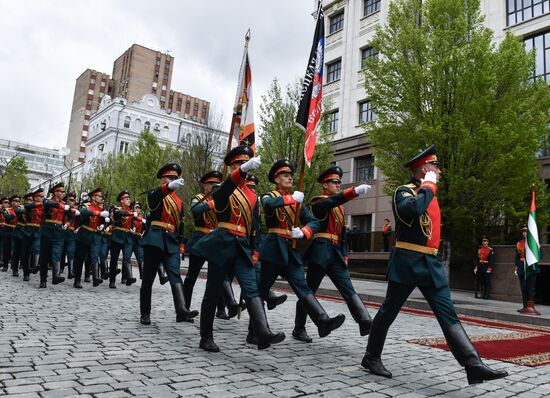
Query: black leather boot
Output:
[[171, 283, 199, 322], [158, 264, 168, 285], [67, 259, 74, 279], [30, 254, 39, 274], [215, 297, 230, 320], [221, 280, 240, 318], [346, 294, 372, 336], [125, 262, 137, 286], [300, 294, 345, 338], [84, 259, 91, 283], [92, 263, 103, 287], [361, 325, 392, 378], [140, 286, 152, 325], [292, 300, 312, 343], [246, 320, 257, 345], [265, 289, 288, 310], [52, 262, 65, 285], [39, 280, 47, 288], [138, 262, 143, 280], [247, 296, 285, 350], [443, 323, 508, 385], [199, 302, 219, 352]]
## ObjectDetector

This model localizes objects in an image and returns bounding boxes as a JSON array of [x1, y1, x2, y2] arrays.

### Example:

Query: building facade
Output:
[[321, 0, 550, 248], [0, 139, 65, 188], [84, 94, 227, 175], [66, 44, 210, 165]]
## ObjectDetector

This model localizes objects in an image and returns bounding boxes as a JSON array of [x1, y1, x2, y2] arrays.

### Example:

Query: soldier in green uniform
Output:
[[139, 163, 198, 325], [60, 192, 78, 279], [38, 182, 79, 288], [183, 171, 230, 322], [259, 160, 345, 340], [1, 196, 13, 272], [2, 195, 20, 274], [293, 166, 373, 343], [361, 145, 507, 385], [11, 194, 27, 278], [192, 146, 284, 352], [109, 191, 138, 288], [73, 188, 110, 288], [22, 189, 44, 280]]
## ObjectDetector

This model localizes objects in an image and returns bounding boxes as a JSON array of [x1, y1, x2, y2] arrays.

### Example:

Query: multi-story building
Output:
[[66, 44, 210, 165], [83, 93, 227, 175], [321, 0, 550, 251], [0, 139, 65, 188]]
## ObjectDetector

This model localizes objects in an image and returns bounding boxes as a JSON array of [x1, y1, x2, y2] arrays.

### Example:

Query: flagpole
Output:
[[223, 30, 251, 179]]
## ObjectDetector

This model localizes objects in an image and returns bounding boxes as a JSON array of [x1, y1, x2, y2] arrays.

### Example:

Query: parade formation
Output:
[[0, 144, 511, 386]]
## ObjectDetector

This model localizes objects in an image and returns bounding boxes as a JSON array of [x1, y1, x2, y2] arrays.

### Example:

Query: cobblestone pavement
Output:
[[1, 273, 549, 397]]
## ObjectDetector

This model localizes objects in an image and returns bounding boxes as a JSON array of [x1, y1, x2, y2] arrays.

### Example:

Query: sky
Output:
[[0, 0, 316, 152]]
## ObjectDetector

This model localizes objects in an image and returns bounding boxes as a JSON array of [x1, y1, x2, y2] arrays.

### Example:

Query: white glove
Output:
[[104, 217, 110, 224], [74, 210, 80, 217], [474, 269, 477, 274], [100, 210, 109, 218], [105, 226, 110, 233], [514, 270, 518, 277], [354, 184, 371, 195], [240, 156, 261, 172], [168, 178, 185, 190], [97, 224, 104, 231], [142, 218, 147, 224], [292, 191, 304, 204], [291, 227, 304, 239], [133, 212, 139, 219], [421, 171, 437, 184], [64, 205, 70, 211], [62, 224, 68, 230]]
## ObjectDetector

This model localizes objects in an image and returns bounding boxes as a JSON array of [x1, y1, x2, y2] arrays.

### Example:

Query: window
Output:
[[162, 126, 170, 138], [329, 12, 344, 34], [88, 89, 94, 95], [98, 144, 104, 153], [361, 46, 379, 68], [90, 78, 96, 84], [152, 82, 158, 88], [163, 74, 169, 80], [524, 30, 550, 82], [153, 123, 160, 133], [165, 63, 170, 69], [123, 116, 131, 128], [355, 155, 375, 181], [186, 101, 191, 109], [194, 103, 199, 111], [100, 81, 106, 87], [327, 60, 342, 82], [162, 85, 167, 91], [507, 0, 550, 26], [156, 59, 161, 66], [144, 121, 151, 131], [177, 98, 182, 106], [359, 100, 376, 123], [119, 141, 129, 154], [328, 109, 339, 133], [134, 118, 142, 132], [364, 0, 381, 17]]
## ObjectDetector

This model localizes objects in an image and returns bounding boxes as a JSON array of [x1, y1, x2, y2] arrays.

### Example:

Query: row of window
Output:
[[327, 100, 376, 133], [328, 0, 382, 35], [507, 0, 550, 26]]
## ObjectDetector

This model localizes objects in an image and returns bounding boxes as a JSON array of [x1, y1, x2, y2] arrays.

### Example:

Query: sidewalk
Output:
[[179, 258, 550, 328]]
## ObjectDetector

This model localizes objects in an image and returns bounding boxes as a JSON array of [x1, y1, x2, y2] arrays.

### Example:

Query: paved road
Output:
[[1, 273, 549, 397]]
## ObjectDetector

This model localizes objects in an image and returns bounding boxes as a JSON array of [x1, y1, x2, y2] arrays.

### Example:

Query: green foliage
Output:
[[256, 78, 335, 201], [362, 0, 550, 261], [0, 157, 30, 196]]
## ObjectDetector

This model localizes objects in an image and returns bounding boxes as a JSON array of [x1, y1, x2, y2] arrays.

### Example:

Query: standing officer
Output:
[[23, 188, 44, 278], [60, 192, 78, 279], [183, 170, 229, 322], [139, 163, 198, 325], [38, 182, 79, 288], [361, 145, 507, 385], [109, 191, 138, 288], [2, 196, 18, 273], [515, 225, 541, 315], [73, 188, 109, 288], [474, 236, 494, 300], [293, 166, 372, 343], [192, 146, 284, 352], [259, 160, 345, 340]]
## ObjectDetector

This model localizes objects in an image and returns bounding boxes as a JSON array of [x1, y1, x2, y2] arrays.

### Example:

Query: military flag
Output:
[[296, 1, 325, 167], [525, 187, 542, 277]]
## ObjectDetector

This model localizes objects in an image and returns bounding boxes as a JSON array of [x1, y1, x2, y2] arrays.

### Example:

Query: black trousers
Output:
[[518, 274, 538, 304], [11, 236, 23, 273], [2, 233, 12, 269]]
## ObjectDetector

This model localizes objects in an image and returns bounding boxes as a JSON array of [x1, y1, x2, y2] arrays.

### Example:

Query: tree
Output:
[[362, 0, 550, 278], [256, 78, 335, 201], [0, 157, 30, 196]]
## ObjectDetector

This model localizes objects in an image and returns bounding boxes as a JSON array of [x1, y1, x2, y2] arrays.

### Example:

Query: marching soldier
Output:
[[12, 194, 27, 277], [130, 201, 146, 280], [293, 166, 372, 343], [139, 163, 198, 325], [361, 145, 507, 384], [73, 188, 110, 288], [38, 182, 78, 288], [259, 160, 345, 340], [2, 196, 17, 273], [515, 225, 541, 315], [22, 188, 45, 279], [109, 191, 138, 288], [60, 192, 78, 279], [183, 171, 231, 322], [99, 207, 113, 282], [474, 236, 494, 300], [192, 146, 285, 352]]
